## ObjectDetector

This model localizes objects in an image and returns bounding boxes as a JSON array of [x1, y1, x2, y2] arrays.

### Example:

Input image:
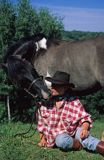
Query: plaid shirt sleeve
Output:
[[37, 108, 44, 132], [73, 99, 92, 128]]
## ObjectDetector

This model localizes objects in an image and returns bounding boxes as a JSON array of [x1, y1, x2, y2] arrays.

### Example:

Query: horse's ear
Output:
[[35, 33, 47, 41]]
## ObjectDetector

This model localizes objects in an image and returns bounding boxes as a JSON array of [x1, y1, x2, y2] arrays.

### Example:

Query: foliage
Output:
[[0, 69, 13, 94], [15, 0, 64, 39], [80, 90, 104, 120], [15, 0, 39, 38], [37, 8, 64, 38], [62, 30, 104, 40], [9, 88, 37, 122], [0, 0, 15, 115], [0, 68, 14, 122], [0, 0, 16, 61], [15, 1, 64, 39], [0, 119, 104, 160]]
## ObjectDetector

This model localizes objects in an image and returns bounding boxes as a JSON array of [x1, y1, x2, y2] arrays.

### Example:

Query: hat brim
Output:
[[45, 77, 75, 88]]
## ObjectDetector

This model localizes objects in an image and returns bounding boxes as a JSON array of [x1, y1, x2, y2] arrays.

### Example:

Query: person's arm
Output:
[[37, 108, 44, 133], [76, 99, 92, 127], [38, 132, 47, 147], [37, 107, 47, 147], [39, 132, 44, 139], [74, 99, 92, 139], [80, 121, 90, 139]]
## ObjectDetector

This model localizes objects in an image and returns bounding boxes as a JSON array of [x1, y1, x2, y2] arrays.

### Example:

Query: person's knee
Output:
[[82, 136, 100, 151], [55, 133, 73, 150]]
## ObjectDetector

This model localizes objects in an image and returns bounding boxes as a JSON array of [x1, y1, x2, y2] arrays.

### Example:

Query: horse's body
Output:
[[33, 36, 104, 94]]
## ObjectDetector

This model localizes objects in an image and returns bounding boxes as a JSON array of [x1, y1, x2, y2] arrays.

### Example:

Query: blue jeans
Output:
[[55, 127, 100, 151]]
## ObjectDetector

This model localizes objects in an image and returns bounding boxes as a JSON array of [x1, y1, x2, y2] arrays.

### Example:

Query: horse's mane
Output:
[[47, 38, 60, 48], [4, 41, 33, 64], [3, 33, 47, 63]]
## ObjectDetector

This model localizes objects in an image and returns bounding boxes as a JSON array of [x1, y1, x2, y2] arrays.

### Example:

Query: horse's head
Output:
[[6, 55, 50, 99]]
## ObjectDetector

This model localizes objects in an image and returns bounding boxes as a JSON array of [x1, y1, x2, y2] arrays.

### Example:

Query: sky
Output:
[[11, 0, 104, 32]]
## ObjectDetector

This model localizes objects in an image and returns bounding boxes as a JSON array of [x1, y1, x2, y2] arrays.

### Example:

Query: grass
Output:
[[0, 119, 104, 160]]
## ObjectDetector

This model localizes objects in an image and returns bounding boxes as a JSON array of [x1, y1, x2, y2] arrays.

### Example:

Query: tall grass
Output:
[[0, 119, 104, 160]]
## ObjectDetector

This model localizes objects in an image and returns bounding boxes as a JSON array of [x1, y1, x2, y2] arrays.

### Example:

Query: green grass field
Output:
[[0, 119, 104, 160]]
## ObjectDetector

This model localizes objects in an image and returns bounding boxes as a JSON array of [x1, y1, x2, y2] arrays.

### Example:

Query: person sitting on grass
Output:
[[37, 71, 104, 155]]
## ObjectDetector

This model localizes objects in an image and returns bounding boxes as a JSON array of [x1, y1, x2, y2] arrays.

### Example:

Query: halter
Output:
[[24, 77, 42, 98]]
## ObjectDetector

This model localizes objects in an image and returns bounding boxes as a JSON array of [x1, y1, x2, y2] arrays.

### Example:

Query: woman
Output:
[[37, 71, 104, 154]]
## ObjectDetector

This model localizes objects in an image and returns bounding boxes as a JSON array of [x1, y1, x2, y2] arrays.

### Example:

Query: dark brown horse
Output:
[[2, 34, 50, 99], [33, 36, 104, 95]]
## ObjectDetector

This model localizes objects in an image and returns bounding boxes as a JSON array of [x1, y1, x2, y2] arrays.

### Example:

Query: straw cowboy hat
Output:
[[45, 71, 75, 88]]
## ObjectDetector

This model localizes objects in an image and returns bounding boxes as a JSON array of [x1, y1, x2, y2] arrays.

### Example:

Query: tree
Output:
[[15, 0, 64, 39], [80, 91, 104, 120], [38, 8, 64, 38], [15, 0, 39, 39], [0, 0, 16, 61]]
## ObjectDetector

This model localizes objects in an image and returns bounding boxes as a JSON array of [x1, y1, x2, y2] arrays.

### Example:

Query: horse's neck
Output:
[[33, 52, 48, 76], [33, 42, 63, 76]]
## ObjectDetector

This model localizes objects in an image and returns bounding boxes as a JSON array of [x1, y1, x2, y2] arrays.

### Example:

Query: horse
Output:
[[6, 55, 50, 99], [32, 35, 104, 95]]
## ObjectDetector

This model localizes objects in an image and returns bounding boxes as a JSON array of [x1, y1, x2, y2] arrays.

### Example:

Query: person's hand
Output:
[[80, 122, 90, 139], [80, 129, 89, 140], [38, 135, 47, 147]]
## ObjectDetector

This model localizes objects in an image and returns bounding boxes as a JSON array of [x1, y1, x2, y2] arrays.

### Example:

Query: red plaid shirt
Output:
[[37, 98, 92, 147]]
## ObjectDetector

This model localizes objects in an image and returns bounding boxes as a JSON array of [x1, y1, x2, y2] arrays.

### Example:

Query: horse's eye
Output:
[[40, 75, 43, 79]]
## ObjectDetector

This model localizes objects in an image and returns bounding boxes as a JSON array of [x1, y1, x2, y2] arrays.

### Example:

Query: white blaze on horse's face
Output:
[[45, 71, 52, 89], [38, 38, 47, 50]]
